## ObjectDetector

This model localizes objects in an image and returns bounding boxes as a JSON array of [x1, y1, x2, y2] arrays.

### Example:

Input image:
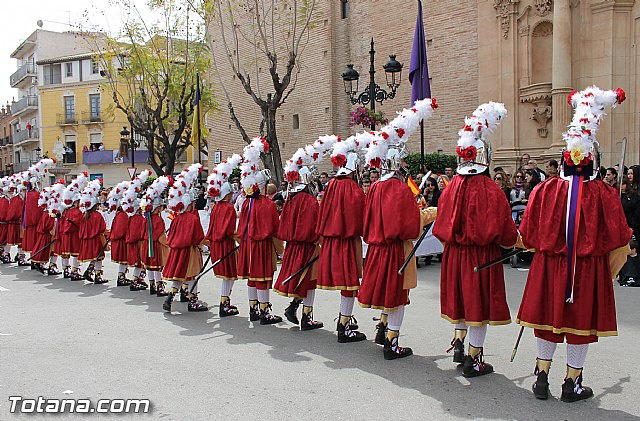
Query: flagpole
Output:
[[418, 0, 425, 172], [196, 72, 202, 184]]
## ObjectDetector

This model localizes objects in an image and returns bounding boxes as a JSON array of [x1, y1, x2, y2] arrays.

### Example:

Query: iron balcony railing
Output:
[[13, 127, 38, 144], [81, 111, 102, 124], [10, 62, 36, 87], [11, 96, 38, 115], [57, 113, 77, 125]]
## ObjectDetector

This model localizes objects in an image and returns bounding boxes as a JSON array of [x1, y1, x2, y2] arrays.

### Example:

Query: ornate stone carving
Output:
[[531, 101, 553, 138], [532, 21, 553, 37], [534, 0, 553, 16], [494, 0, 514, 39]]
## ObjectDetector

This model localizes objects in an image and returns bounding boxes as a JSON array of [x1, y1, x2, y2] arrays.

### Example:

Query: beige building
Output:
[[0, 104, 14, 176], [207, 0, 639, 174]]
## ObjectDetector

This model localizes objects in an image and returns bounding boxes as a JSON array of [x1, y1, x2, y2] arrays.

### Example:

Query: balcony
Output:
[[12, 96, 38, 116], [81, 111, 103, 124], [57, 113, 77, 126], [13, 127, 38, 146], [83, 149, 150, 165], [10, 62, 36, 87], [14, 160, 34, 172]]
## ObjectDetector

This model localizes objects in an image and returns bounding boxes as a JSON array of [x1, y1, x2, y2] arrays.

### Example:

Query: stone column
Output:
[[549, 0, 573, 151]]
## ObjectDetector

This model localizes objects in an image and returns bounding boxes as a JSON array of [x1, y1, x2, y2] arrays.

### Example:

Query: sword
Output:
[[189, 245, 240, 293], [97, 237, 111, 260], [473, 248, 524, 272], [398, 224, 432, 275], [510, 326, 525, 362], [280, 255, 319, 285], [27, 239, 56, 261]]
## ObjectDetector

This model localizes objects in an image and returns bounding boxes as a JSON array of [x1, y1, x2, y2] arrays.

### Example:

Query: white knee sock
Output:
[[70, 256, 79, 269], [567, 344, 589, 369], [94, 261, 102, 271], [3, 245, 9, 253], [303, 289, 316, 307], [467, 325, 488, 348], [147, 270, 156, 281], [387, 305, 405, 331], [455, 322, 467, 330], [132, 267, 141, 277], [256, 288, 269, 303], [49, 256, 57, 264], [118, 263, 127, 273], [61, 257, 69, 267], [536, 338, 558, 360], [17, 247, 23, 254], [340, 295, 355, 316], [154, 271, 162, 282], [221, 279, 234, 297], [171, 281, 183, 290], [248, 286, 258, 301], [186, 280, 197, 294]]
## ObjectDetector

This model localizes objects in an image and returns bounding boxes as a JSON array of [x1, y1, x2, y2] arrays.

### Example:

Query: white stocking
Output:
[[118, 263, 127, 273], [221, 279, 234, 297], [132, 267, 141, 277], [256, 288, 269, 303], [70, 256, 79, 269], [387, 305, 405, 331], [94, 260, 103, 271], [567, 344, 589, 369], [303, 289, 316, 307], [467, 325, 488, 348], [248, 286, 258, 301], [536, 338, 558, 360], [339, 296, 355, 317], [61, 257, 69, 267], [455, 322, 467, 331]]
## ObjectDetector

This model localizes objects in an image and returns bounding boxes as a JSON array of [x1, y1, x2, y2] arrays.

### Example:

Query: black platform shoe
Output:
[[374, 322, 387, 345], [30, 262, 36, 270], [337, 320, 367, 343], [301, 309, 323, 331], [34, 263, 46, 274], [149, 282, 157, 295], [448, 338, 465, 363], [156, 281, 169, 297], [561, 374, 594, 403], [70, 268, 84, 281], [180, 287, 189, 302], [93, 270, 108, 284], [383, 335, 413, 360], [187, 294, 208, 312], [462, 349, 494, 378], [63, 266, 71, 279], [47, 263, 62, 276], [533, 368, 550, 400], [138, 279, 148, 289], [220, 300, 239, 317], [284, 299, 301, 325], [163, 292, 175, 312], [17, 254, 30, 266], [259, 303, 282, 325], [116, 273, 131, 287], [129, 277, 144, 291], [335, 314, 359, 332], [83, 264, 95, 282], [249, 304, 261, 322]]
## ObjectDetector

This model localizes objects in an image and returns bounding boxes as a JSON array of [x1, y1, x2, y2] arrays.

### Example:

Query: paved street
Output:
[[0, 256, 638, 421]]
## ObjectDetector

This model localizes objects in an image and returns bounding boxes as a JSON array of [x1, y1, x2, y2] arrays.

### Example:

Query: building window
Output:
[[341, 0, 348, 19], [91, 59, 100, 74], [64, 96, 75, 123], [89, 133, 103, 151], [64, 135, 76, 164], [293, 114, 300, 130], [65, 62, 73, 77], [43, 63, 62, 85], [89, 94, 101, 121]]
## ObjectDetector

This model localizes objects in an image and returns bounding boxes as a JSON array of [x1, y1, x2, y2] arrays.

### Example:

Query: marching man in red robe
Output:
[[58, 173, 88, 281], [4, 174, 27, 265], [205, 154, 243, 317], [32, 181, 65, 275], [0, 180, 10, 261], [236, 137, 282, 324], [274, 136, 338, 330], [22, 159, 54, 266], [434, 102, 517, 377], [78, 179, 108, 284], [517, 87, 630, 402], [121, 170, 151, 291], [162, 164, 208, 313], [139, 176, 171, 297], [107, 181, 132, 286], [359, 98, 438, 359]]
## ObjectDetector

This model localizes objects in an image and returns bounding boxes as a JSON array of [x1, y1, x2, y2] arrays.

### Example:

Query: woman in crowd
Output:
[[493, 170, 511, 200], [423, 176, 440, 207], [524, 169, 540, 200], [621, 177, 640, 240], [509, 171, 527, 221], [628, 165, 640, 192]]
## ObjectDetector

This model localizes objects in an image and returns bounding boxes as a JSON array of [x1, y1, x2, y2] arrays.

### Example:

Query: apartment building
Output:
[[0, 104, 13, 176]]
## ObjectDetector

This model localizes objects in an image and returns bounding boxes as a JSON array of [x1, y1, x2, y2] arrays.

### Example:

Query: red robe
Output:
[[126, 213, 146, 267], [315, 176, 365, 291], [0, 196, 9, 244], [22, 190, 42, 252], [433, 175, 517, 326], [162, 210, 204, 282], [110, 211, 129, 264], [5, 196, 24, 245], [206, 201, 237, 280], [141, 212, 168, 270], [236, 196, 279, 283], [56, 207, 83, 257], [78, 210, 106, 262], [517, 178, 631, 339], [274, 191, 319, 298], [31, 212, 55, 263], [359, 177, 421, 311]]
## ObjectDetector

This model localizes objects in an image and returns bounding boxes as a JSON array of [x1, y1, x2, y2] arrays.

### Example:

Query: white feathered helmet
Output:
[[140, 175, 170, 211], [79, 179, 103, 212], [561, 86, 626, 181], [284, 135, 340, 192], [62, 172, 89, 207], [168, 163, 202, 212], [120, 169, 151, 215], [106, 180, 129, 212], [207, 154, 242, 202], [456, 102, 507, 175], [26, 158, 54, 188], [240, 137, 271, 195], [47, 181, 66, 217]]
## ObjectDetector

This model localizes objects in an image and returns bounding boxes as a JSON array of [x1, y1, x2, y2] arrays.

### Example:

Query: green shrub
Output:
[[405, 153, 458, 176]]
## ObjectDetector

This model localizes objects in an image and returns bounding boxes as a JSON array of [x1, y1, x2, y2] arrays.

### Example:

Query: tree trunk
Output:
[[262, 103, 283, 184]]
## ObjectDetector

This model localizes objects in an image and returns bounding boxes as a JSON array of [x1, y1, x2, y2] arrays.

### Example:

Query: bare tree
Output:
[[85, 0, 215, 176], [196, 0, 317, 182]]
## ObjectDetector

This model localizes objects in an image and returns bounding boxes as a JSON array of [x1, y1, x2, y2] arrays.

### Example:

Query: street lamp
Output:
[[35, 146, 41, 160], [341, 38, 403, 130]]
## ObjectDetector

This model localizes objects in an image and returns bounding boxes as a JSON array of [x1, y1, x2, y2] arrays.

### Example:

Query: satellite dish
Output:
[[37, 20, 43, 28]]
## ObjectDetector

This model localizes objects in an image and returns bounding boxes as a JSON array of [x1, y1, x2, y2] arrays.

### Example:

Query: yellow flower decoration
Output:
[[570, 148, 585, 166]]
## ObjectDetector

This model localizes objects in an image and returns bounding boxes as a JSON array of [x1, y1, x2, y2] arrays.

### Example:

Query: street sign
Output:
[[127, 167, 137, 180]]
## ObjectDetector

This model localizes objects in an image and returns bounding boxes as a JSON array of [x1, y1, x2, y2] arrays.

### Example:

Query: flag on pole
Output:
[[409, 0, 431, 106], [192, 74, 203, 161], [407, 176, 420, 197]]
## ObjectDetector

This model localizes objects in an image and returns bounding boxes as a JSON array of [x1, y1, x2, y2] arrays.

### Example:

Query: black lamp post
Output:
[[341, 38, 403, 131], [35, 146, 41, 160]]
